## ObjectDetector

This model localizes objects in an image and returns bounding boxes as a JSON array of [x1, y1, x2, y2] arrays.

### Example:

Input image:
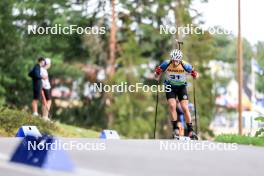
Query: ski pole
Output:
[[178, 41, 183, 50], [192, 78, 198, 135], [175, 39, 183, 50], [154, 80, 159, 139]]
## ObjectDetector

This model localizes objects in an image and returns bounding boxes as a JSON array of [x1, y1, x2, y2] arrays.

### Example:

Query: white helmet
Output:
[[170, 49, 183, 61]]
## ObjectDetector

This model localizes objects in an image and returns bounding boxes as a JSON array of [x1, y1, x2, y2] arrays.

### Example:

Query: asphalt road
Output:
[[0, 138, 263, 176]]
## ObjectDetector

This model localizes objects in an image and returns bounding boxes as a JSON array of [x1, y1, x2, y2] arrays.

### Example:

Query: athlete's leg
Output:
[[166, 90, 179, 138], [178, 86, 196, 138], [180, 99, 196, 137], [177, 86, 191, 123], [180, 99, 191, 123], [167, 98, 177, 121]]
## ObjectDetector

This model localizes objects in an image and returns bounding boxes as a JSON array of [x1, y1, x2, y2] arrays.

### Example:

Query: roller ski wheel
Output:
[[172, 129, 180, 140], [189, 131, 198, 140]]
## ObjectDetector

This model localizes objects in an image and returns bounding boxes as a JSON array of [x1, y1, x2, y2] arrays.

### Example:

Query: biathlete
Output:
[[154, 49, 198, 139]]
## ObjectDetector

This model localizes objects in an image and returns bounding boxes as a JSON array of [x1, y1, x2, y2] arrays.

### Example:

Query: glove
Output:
[[155, 67, 162, 75], [191, 70, 198, 78]]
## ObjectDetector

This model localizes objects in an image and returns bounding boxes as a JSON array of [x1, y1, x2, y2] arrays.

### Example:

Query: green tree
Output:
[[255, 42, 264, 93]]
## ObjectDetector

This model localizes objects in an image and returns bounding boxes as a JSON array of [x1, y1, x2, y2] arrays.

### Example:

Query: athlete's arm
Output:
[[181, 60, 193, 72], [155, 60, 170, 74], [154, 60, 170, 81], [182, 61, 198, 78]]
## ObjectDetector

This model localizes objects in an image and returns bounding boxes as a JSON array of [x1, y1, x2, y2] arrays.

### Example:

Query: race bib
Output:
[[167, 73, 186, 82]]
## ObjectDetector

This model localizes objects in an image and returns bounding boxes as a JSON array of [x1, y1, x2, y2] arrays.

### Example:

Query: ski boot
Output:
[[172, 128, 180, 140], [186, 123, 198, 140]]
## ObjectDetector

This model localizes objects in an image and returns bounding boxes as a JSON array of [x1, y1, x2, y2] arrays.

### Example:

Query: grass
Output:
[[54, 123, 100, 138], [0, 107, 100, 138], [215, 134, 264, 147]]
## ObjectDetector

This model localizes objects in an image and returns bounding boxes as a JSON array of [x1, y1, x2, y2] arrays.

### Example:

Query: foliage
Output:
[[215, 134, 264, 146], [0, 107, 57, 136], [255, 42, 264, 93], [255, 117, 264, 137], [0, 106, 99, 137]]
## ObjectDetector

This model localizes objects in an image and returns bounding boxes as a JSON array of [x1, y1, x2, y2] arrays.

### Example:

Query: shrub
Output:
[[215, 134, 264, 146], [0, 107, 57, 136], [255, 117, 264, 137]]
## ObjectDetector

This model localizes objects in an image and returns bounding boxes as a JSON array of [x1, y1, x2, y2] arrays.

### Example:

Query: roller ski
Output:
[[172, 122, 198, 140], [186, 123, 198, 140]]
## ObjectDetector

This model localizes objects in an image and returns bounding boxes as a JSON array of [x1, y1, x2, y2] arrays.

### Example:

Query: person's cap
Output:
[[45, 58, 51, 66]]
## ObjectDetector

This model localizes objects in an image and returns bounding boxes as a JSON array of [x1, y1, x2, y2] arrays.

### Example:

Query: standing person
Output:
[[28, 57, 45, 116], [154, 49, 198, 139], [40, 58, 52, 120]]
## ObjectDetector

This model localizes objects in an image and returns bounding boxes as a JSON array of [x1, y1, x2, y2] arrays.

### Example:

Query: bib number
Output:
[[169, 74, 184, 81]]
